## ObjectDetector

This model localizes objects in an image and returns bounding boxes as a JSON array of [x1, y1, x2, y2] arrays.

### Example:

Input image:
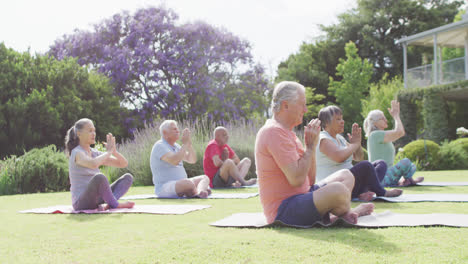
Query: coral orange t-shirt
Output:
[[255, 119, 310, 224]]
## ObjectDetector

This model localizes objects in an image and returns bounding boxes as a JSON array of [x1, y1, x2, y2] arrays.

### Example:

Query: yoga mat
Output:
[[121, 192, 258, 200], [415, 182, 468, 187], [19, 204, 211, 214], [210, 211, 468, 228], [372, 193, 468, 203], [214, 184, 259, 189]]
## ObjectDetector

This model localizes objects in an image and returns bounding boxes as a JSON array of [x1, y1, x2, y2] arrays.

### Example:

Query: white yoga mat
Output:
[[19, 204, 211, 214], [372, 193, 468, 202], [210, 211, 468, 228], [121, 192, 258, 200], [415, 182, 468, 186]]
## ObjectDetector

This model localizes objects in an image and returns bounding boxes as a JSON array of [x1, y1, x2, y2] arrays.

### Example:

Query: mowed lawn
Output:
[[1, 170, 468, 263]]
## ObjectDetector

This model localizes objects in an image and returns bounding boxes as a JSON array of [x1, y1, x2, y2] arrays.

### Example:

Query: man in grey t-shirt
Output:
[[150, 120, 211, 198]]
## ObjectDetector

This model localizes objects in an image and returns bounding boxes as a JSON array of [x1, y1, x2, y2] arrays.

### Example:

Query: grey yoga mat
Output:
[[415, 182, 468, 186], [19, 204, 211, 214], [121, 192, 259, 200], [371, 193, 468, 203], [210, 211, 468, 228]]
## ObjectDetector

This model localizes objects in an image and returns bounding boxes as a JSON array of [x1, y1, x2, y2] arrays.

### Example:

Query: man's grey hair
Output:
[[159, 120, 177, 137], [270, 81, 305, 114], [363, 110, 384, 137], [318, 105, 342, 130], [213, 126, 226, 139]]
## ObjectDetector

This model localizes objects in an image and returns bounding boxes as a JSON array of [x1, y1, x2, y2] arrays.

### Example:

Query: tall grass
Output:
[[108, 118, 265, 185]]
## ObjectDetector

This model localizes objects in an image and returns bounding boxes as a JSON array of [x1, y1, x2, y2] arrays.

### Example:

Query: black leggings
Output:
[[349, 160, 387, 198]]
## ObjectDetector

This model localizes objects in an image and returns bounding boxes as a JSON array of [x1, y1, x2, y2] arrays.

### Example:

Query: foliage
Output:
[[276, 39, 344, 103], [108, 118, 262, 186], [361, 75, 403, 124], [451, 138, 468, 154], [329, 42, 372, 133], [321, 0, 463, 81], [0, 145, 69, 195], [0, 43, 127, 158], [396, 139, 440, 170], [49, 6, 270, 127], [441, 9, 465, 61], [398, 80, 468, 144], [303, 87, 325, 122], [438, 140, 468, 170]]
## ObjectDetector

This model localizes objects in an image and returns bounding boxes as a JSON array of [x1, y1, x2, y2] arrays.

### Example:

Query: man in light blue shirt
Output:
[[150, 120, 210, 198]]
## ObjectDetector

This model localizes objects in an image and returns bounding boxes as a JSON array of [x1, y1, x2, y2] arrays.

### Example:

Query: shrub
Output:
[[449, 137, 468, 154], [109, 118, 262, 186], [396, 139, 440, 170], [0, 43, 128, 159], [0, 145, 69, 195], [438, 141, 468, 170]]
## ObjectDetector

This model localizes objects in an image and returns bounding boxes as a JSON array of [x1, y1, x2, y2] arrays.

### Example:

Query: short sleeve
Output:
[[153, 142, 172, 160], [266, 128, 301, 168], [369, 131, 385, 144], [206, 144, 221, 160]]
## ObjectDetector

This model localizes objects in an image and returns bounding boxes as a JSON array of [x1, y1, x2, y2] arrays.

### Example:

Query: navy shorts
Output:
[[275, 184, 330, 226], [212, 169, 236, 188]]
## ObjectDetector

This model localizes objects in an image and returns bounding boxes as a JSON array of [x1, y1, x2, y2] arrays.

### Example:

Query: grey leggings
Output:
[[73, 173, 133, 210]]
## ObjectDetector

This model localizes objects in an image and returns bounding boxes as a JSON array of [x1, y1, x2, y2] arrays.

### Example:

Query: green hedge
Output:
[[438, 140, 468, 170], [0, 145, 69, 195], [396, 139, 440, 170], [397, 80, 468, 144]]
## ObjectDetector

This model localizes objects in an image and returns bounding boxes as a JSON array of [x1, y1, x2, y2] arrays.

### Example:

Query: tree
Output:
[[321, 0, 463, 81], [329, 42, 373, 133], [361, 74, 404, 124], [49, 7, 270, 125], [276, 39, 344, 103], [0, 43, 126, 158]]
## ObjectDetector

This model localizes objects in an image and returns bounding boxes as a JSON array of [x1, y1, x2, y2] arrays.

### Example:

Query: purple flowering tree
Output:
[[49, 7, 270, 127]]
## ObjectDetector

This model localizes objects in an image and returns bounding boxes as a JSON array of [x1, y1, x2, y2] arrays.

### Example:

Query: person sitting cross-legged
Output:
[[255, 81, 374, 226], [203, 126, 257, 188], [364, 100, 424, 187], [65, 118, 135, 211], [150, 120, 211, 198], [315, 105, 402, 201]]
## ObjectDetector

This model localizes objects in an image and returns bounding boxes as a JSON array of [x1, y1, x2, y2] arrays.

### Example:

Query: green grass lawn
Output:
[[1, 170, 468, 263]]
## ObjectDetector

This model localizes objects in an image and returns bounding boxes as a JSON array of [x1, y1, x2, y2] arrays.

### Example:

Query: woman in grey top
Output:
[[65, 118, 134, 211]]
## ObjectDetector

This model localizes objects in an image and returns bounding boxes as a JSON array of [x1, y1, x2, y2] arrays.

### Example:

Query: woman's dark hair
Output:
[[318, 105, 342, 130], [64, 118, 93, 157]]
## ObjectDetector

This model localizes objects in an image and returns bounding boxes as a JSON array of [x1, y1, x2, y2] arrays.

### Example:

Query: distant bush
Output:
[[396, 139, 440, 170], [0, 145, 69, 195], [109, 118, 261, 186], [0, 43, 128, 159], [438, 141, 468, 170]]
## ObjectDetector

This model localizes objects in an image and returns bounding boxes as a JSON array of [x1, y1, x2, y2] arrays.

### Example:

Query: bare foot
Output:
[[351, 203, 374, 217], [341, 211, 359, 224], [413, 177, 424, 183], [231, 181, 242, 188], [98, 204, 110, 211], [198, 190, 210, 198], [384, 188, 403, 197], [117, 201, 135, 209], [358, 191, 375, 201], [243, 178, 257, 186], [398, 178, 412, 187]]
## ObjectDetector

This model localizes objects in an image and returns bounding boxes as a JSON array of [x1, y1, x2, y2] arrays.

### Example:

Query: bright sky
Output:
[[1, 0, 356, 76]]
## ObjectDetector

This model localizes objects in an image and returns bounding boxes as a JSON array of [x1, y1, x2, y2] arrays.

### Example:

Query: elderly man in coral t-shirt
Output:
[[203, 126, 257, 188], [255, 81, 374, 226]]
